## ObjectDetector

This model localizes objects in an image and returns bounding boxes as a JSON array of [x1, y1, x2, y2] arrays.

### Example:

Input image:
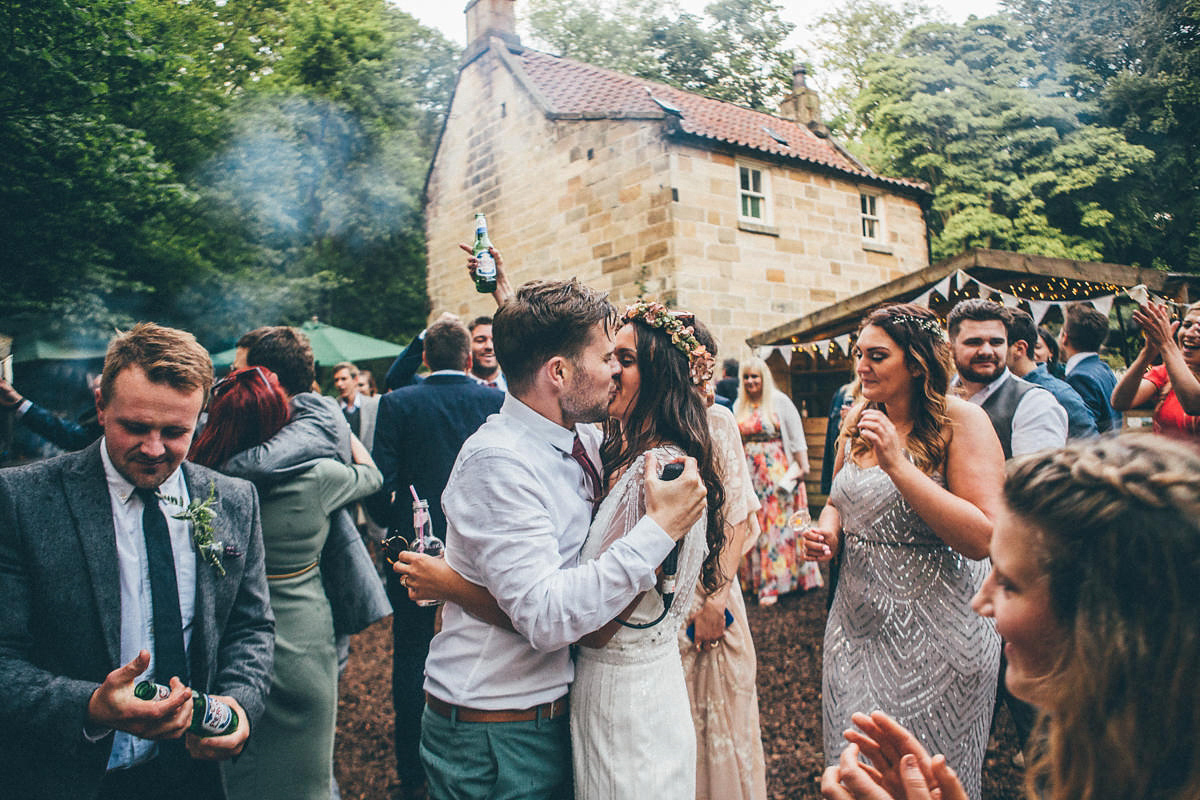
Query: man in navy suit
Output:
[[1059, 302, 1122, 433], [370, 316, 504, 800]]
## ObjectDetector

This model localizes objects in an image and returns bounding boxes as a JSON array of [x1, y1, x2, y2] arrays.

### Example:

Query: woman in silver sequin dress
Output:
[[803, 304, 1004, 800]]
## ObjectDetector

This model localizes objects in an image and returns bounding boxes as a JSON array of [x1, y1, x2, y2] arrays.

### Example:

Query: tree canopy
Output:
[[2, 0, 1198, 357], [525, 0, 795, 111], [0, 0, 457, 349]]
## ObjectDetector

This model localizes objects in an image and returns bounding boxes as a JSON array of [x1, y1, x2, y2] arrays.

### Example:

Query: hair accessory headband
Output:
[[890, 313, 946, 340], [622, 301, 716, 386]]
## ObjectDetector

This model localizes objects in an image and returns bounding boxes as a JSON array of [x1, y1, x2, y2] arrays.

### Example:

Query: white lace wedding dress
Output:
[[571, 446, 709, 800]]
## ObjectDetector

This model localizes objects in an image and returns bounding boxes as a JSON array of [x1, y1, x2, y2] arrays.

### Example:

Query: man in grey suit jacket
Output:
[[0, 323, 274, 800]]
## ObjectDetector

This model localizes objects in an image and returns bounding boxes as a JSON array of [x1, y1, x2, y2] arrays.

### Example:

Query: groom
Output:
[[396, 278, 707, 799]]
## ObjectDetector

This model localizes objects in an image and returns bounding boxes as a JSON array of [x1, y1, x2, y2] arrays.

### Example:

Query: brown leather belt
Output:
[[424, 692, 568, 723]]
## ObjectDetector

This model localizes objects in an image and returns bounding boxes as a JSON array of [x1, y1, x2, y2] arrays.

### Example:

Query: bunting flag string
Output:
[[778, 277, 1174, 359]]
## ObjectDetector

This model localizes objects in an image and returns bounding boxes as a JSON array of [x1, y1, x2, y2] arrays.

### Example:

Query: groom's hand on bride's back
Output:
[[644, 453, 706, 541]]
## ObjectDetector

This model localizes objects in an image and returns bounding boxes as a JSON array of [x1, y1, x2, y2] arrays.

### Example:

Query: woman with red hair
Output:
[[191, 367, 382, 800]]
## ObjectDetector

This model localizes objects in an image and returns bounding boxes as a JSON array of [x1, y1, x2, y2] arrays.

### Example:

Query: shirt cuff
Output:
[[14, 399, 31, 417], [82, 722, 113, 743]]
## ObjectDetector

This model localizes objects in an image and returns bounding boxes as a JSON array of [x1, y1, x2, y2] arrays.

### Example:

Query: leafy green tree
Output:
[[525, 0, 795, 112], [1004, 0, 1200, 270], [802, 1, 938, 137], [0, 0, 457, 348], [857, 16, 1153, 261]]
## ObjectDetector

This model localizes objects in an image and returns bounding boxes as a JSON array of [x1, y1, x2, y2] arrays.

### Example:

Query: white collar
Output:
[[99, 438, 187, 506]]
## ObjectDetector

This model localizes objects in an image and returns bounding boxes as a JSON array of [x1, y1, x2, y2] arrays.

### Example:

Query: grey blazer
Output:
[[0, 441, 275, 800]]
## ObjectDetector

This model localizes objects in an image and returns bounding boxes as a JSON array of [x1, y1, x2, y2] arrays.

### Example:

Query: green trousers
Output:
[[419, 705, 572, 800]]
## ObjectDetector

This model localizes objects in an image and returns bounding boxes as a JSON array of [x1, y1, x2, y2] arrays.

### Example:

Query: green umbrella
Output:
[[211, 319, 406, 368]]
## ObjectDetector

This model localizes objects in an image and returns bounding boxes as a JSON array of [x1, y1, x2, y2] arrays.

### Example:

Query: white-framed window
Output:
[[860, 192, 883, 241], [739, 162, 770, 223]]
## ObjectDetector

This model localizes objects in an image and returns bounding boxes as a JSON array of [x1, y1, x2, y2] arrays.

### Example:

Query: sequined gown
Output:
[[572, 446, 707, 800], [822, 459, 1000, 800]]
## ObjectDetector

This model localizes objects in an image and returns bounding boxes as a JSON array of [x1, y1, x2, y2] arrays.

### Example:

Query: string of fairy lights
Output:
[[758, 269, 1178, 364]]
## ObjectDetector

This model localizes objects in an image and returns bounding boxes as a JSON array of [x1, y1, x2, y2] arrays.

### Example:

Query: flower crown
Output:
[[622, 301, 716, 386], [890, 313, 946, 340]]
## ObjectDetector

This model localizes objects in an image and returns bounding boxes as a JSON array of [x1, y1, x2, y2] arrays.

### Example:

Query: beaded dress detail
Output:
[[571, 446, 707, 800], [822, 458, 1000, 800]]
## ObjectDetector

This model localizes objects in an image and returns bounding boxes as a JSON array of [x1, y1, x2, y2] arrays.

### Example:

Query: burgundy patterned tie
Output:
[[570, 434, 602, 512]]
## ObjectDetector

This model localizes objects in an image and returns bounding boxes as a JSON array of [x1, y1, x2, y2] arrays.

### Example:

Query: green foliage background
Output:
[[0, 0, 456, 350], [1, 0, 1197, 353]]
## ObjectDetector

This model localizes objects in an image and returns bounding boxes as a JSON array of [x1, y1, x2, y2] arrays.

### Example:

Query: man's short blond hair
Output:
[[101, 322, 213, 403]]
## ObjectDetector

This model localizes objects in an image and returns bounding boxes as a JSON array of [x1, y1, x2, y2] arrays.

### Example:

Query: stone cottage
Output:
[[425, 0, 932, 359]]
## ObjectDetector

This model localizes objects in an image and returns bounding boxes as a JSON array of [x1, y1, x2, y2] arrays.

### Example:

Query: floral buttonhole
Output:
[[157, 481, 237, 576]]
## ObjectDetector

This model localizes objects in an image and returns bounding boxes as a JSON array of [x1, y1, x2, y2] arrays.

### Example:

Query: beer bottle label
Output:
[[475, 250, 497, 280], [198, 696, 235, 735]]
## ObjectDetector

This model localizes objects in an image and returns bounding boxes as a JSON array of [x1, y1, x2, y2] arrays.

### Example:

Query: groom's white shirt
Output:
[[424, 393, 674, 709]]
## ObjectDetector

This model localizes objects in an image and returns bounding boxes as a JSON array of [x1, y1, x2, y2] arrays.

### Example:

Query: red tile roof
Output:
[[507, 46, 926, 192]]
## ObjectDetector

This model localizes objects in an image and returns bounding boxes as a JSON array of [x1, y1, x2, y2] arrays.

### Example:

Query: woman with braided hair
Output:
[[823, 434, 1200, 800], [803, 303, 1004, 800]]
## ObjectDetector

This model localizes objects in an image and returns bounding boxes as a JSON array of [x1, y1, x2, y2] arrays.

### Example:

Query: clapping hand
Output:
[[1132, 301, 1178, 356], [820, 711, 968, 800]]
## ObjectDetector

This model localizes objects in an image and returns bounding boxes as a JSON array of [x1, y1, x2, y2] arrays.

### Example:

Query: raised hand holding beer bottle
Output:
[[459, 236, 513, 307]]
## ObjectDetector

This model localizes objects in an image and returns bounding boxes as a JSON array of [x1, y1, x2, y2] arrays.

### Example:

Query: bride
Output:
[[395, 300, 727, 798], [569, 301, 727, 798]]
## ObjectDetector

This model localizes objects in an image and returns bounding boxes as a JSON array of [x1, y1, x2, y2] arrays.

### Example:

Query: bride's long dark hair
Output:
[[600, 316, 726, 593]]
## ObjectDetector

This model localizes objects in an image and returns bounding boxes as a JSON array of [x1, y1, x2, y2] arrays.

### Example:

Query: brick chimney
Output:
[[779, 62, 825, 133], [465, 0, 520, 48]]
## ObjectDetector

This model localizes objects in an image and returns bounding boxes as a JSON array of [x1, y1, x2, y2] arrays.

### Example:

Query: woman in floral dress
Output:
[[734, 357, 822, 605]]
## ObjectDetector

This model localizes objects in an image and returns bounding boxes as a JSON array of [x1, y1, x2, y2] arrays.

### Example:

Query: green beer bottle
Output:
[[472, 213, 497, 294], [134, 680, 240, 737]]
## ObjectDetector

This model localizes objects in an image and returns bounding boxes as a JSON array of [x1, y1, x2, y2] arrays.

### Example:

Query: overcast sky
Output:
[[390, 0, 1004, 49]]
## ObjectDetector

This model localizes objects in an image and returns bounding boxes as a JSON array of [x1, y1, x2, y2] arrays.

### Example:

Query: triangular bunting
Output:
[[834, 333, 852, 354], [778, 346, 792, 366], [933, 275, 952, 299], [1091, 295, 1114, 316], [1029, 300, 1051, 324], [912, 289, 933, 308]]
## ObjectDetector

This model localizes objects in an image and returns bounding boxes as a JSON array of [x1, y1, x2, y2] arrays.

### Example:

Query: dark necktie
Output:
[[570, 434, 602, 513], [135, 488, 189, 687]]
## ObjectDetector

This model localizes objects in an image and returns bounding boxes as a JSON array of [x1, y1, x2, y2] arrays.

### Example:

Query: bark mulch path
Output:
[[335, 583, 1025, 799]]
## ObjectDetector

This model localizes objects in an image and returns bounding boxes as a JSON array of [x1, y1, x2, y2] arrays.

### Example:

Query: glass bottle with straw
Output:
[[410, 485, 445, 607]]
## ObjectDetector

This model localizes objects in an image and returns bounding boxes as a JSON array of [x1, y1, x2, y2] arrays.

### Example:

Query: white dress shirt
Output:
[[424, 393, 675, 709], [99, 443, 196, 769], [958, 369, 1068, 457]]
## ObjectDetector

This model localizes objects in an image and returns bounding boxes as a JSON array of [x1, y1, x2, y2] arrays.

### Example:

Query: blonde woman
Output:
[[823, 435, 1200, 800], [803, 304, 1003, 800], [734, 357, 822, 605]]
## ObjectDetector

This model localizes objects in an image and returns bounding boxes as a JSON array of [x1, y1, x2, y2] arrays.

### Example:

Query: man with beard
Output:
[[948, 299, 1067, 459], [466, 316, 506, 391], [948, 299, 1065, 759], [394, 279, 707, 800]]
